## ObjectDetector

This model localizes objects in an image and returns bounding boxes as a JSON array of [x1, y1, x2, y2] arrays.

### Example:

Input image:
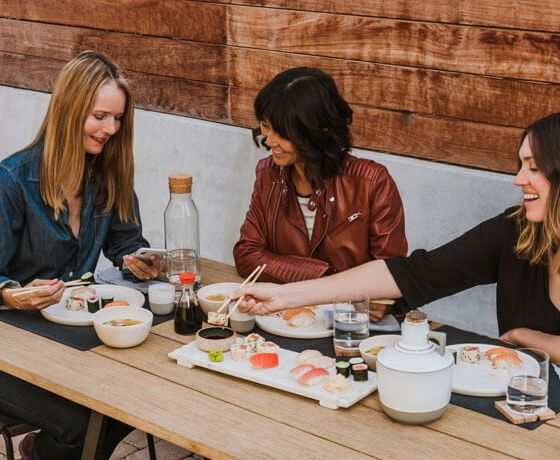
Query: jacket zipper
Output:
[[271, 182, 283, 253], [310, 214, 330, 257], [326, 211, 363, 239]]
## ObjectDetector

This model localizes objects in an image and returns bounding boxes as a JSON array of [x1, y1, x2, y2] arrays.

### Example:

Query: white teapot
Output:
[[376, 310, 453, 424]]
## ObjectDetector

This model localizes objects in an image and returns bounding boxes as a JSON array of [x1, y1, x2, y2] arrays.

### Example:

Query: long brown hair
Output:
[[513, 113, 560, 269], [32, 50, 136, 222]]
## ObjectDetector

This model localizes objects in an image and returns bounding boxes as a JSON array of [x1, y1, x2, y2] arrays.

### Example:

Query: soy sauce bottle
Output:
[[174, 271, 203, 334]]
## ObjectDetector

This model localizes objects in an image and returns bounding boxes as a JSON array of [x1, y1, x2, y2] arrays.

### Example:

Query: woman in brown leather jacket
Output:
[[233, 67, 408, 285]]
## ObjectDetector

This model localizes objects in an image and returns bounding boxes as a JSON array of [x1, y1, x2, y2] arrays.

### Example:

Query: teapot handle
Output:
[[428, 331, 447, 356]]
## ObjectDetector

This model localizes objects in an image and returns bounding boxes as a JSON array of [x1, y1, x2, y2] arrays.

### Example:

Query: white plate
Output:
[[41, 284, 145, 326], [255, 304, 333, 339], [446, 343, 539, 397], [169, 340, 377, 409]]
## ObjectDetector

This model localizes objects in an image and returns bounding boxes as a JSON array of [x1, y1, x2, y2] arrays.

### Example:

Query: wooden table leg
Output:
[[81, 410, 106, 460]]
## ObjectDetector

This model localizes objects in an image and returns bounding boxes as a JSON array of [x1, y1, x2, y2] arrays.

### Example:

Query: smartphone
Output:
[[133, 247, 167, 263]]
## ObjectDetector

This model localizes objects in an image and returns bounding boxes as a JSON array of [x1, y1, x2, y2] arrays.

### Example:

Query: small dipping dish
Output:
[[228, 304, 255, 333], [196, 326, 237, 352]]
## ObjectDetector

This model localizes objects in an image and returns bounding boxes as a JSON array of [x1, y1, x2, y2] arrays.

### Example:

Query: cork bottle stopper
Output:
[[168, 173, 192, 194]]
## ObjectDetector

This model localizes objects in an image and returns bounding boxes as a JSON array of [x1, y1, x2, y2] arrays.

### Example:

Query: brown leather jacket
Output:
[[233, 155, 407, 283]]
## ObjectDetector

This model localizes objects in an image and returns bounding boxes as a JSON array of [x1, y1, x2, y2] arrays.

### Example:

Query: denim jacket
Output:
[[0, 142, 149, 289]]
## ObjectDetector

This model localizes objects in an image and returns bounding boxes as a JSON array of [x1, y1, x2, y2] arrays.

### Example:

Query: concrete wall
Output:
[[0, 86, 519, 336]]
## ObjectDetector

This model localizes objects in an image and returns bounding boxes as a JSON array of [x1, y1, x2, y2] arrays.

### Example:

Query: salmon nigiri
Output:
[[298, 367, 329, 386], [249, 352, 279, 369]]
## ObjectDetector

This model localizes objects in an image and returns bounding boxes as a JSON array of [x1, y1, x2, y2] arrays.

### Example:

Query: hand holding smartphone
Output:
[[132, 247, 167, 263]]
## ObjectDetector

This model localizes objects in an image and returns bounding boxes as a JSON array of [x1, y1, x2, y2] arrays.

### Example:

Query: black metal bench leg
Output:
[[147, 433, 157, 460], [1, 429, 15, 460]]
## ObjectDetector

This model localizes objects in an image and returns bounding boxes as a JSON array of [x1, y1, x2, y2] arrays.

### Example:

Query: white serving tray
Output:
[[168, 341, 377, 409]]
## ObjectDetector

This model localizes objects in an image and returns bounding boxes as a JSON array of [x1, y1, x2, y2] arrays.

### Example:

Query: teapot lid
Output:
[[377, 342, 453, 373]]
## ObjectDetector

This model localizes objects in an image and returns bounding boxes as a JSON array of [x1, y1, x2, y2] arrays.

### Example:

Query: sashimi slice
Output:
[[249, 352, 279, 369], [298, 367, 329, 386], [290, 364, 316, 380]]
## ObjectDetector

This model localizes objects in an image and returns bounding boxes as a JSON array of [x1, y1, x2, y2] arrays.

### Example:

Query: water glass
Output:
[[506, 348, 549, 414], [333, 297, 370, 353], [148, 283, 175, 315], [164, 248, 201, 288]]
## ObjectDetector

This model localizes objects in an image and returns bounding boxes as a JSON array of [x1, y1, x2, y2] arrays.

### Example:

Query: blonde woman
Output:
[[237, 113, 560, 365], [0, 51, 157, 459]]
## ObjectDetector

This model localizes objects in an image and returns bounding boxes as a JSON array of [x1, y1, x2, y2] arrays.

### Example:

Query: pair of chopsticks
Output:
[[215, 264, 266, 321], [11, 279, 92, 298]]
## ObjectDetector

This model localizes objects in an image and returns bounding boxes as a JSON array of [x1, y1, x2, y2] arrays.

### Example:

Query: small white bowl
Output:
[[93, 306, 153, 348], [359, 334, 401, 370], [197, 282, 240, 315]]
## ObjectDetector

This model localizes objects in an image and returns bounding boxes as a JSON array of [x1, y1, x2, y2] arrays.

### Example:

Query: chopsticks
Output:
[[11, 279, 92, 298], [215, 265, 263, 315], [226, 264, 266, 322]]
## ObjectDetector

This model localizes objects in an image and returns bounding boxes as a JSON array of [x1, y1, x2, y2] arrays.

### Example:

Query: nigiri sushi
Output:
[[249, 352, 279, 369], [298, 367, 329, 386], [290, 364, 316, 380], [283, 307, 316, 327], [296, 349, 322, 364], [305, 355, 335, 369]]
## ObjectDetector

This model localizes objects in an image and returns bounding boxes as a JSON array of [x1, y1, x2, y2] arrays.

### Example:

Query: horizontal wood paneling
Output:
[[231, 48, 560, 128], [230, 86, 521, 172], [207, 1, 560, 33], [2, 2, 557, 173], [0, 0, 226, 44], [228, 6, 560, 82], [0, 52, 229, 122], [0, 19, 228, 84]]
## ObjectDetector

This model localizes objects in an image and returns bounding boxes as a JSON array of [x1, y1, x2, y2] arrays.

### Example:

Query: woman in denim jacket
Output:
[[0, 51, 158, 459]]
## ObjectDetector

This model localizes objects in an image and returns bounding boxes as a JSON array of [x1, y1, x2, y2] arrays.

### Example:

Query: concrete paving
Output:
[[0, 429, 199, 460]]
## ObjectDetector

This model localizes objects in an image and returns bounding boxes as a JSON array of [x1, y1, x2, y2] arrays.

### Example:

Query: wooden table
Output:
[[0, 259, 559, 460]]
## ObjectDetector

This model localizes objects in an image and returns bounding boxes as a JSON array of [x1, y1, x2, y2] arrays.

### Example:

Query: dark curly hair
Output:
[[252, 67, 353, 188]]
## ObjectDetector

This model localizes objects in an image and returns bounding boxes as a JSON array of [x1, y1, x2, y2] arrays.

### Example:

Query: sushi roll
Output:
[[290, 364, 316, 380], [349, 357, 364, 367], [324, 374, 351, 393], [352, 363, 368, 381], [244, 333, 265, 353], [298, 367, 329, 386], [67, 287, 96, 311], [335, 361, 350, 378], [87, 296, 100, 313], [459, 346, 480, 364], [100, 295, 114, 308], [296, 349, 322, 364], [230, 343, 251, 361], [256, 341, 280, 354]]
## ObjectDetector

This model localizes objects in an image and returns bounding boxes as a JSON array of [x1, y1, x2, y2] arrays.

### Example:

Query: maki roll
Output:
[[244, 333, 265, 353], [352, 363, 368, 381], [100, 295, 114, 308], [256, 341, 279, 354], [335, 361, 350, 378], [87, 296, 100, 313], [230, 343, 251, 361]]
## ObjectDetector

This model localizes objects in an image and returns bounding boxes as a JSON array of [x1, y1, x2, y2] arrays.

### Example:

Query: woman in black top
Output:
[[235, 113, 560, 365]]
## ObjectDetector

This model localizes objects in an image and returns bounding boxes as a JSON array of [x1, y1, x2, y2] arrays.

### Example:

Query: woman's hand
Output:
[[123, 255, 161, 281], [233, 283, 287, 315], [2, 279, 65, 310]]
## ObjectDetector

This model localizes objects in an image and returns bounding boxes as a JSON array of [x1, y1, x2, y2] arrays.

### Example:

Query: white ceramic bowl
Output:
[[197, 282, 240, 315], [93, 306, 153, 348], [359, 334, 401, 370]]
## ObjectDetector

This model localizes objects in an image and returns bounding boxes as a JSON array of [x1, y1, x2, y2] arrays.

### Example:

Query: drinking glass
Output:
[[148, 283, 175, 315], [164, 249, 201, 289], [506, 348, 549, 414], [332, 297, 370, 355]]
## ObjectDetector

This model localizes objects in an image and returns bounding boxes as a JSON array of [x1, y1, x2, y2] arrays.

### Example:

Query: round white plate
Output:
[[41, 284, 145, 326], [255, 304, 333, 339], [446, 343, 539, 397]]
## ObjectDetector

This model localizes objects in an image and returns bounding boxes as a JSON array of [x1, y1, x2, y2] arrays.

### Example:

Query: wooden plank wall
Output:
[[1, 0, 559, 173]]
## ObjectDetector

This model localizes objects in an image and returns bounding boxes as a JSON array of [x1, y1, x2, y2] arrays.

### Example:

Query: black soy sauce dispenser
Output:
[[174, 271, 204, 334]]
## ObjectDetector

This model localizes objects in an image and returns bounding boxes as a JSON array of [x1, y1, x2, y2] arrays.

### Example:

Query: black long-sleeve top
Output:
[[386, 207, 560, 335]]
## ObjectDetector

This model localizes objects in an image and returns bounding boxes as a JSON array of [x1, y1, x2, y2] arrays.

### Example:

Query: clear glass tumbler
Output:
[[506, 348, 549, 414], [332, 297, 371, 354]]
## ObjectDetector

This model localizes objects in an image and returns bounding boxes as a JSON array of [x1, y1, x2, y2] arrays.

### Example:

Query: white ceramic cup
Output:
[[148, 283, 175, 315]]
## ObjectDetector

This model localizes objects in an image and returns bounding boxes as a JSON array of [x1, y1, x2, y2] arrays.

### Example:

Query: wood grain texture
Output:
[[0, 324, 370, 460], [0, 53, 229, 122], [231, 47, 560, 128], [0, 0, 226, 44], [227, 6, 560, 82], [206, 1, 560, 33], [231, 86, 521, 173], [95, 333, 514, 460], [0, 19, 228, 84]]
